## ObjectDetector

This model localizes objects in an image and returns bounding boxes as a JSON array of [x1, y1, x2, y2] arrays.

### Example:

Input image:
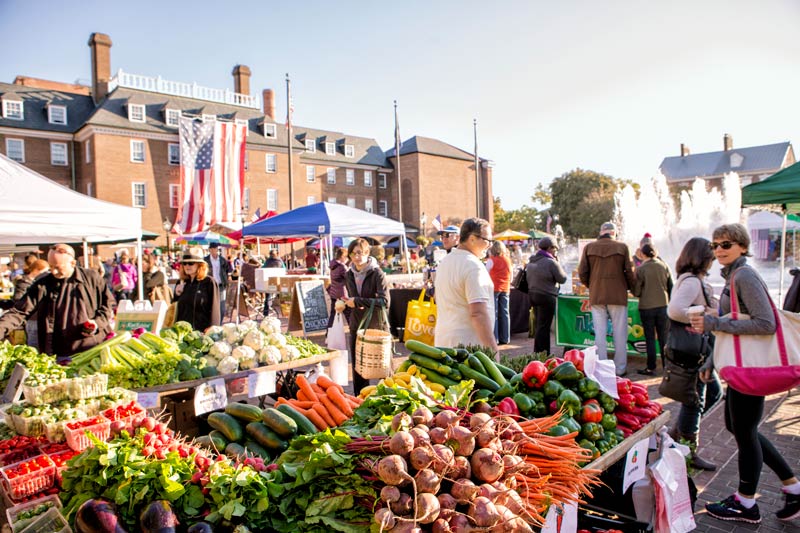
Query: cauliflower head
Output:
[[223, 323, 241, 344], [258, 345, 282, 366], [242, 329, 265, 351], [232, 345, 258, 370], [259, 317, 281, 336], [209, 341, 233, 360], [216, 355, 239, 375]]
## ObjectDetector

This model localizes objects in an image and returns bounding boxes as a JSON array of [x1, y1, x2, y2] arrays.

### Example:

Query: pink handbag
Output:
[[712, 267, 800, 396]]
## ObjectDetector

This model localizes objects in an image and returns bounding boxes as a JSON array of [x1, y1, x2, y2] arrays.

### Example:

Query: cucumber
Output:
[[208, 430, 229, 450], [194, 435, 216, 450], [207, 412, 244, 443], [225, 442, 248, 460], [396, 359, 412, 373], [417, 367, 459, 388], [453, 348, 471, 362], [456, 363, 500, 392], [261, 407, 298, 438], [404, 340, 447, 359], [473, 351, 507, 386], [409, 353, 462, 381], [245, 422, 288, 452], [225, 402, 264, 423], [243, 439, 272, 460], [437, 347, 457, 358], [276, 404, 318, 435], [495, 362, 516, 380], [467, 354, 487, 374]]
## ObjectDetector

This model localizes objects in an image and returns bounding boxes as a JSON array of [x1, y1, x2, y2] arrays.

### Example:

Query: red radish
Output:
[[389, 431, 415, 457], [415, 492, 441, 524], [471, 448, 505, 483], [377, 455, 413, 486], [141, 417, 157, 432], [469, 496, 500, 528], [412, 406, 434, 426], [429, 427, 449, 445], [409, 446, 433, 471], [110, 420, 127, 434], [381, 485, 401, 504], [451, 478, 479, 503], [414, 468, 441, 494], [449, 425, 476, 456]]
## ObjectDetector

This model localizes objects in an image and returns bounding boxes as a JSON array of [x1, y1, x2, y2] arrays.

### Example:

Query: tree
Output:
[[549, 168, 627, 238], [493, 197, 542, 234], [531, 183, 551, 207]]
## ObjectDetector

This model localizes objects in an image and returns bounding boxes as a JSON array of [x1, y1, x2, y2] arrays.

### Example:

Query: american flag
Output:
[[175, 117, 246, 233], [250, 207, 261, 222], [432, 214, 442, 232]]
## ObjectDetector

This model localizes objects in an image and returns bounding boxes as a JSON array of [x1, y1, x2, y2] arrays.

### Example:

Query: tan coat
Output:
[[578, 236, 636, 306]]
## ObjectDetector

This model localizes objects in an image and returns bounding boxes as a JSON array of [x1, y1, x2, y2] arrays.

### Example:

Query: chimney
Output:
[[680, 143, 690, 157], [88, 32, 113, 105], [723, 133, 733, 151], [232, 65, 251, 96], [262, 89, 275, 120]]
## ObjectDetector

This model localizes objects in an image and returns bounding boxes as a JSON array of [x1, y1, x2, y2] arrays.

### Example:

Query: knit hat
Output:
[[538, 237, 556, 250]]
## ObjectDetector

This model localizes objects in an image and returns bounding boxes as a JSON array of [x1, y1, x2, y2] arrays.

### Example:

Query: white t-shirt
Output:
[[433, 248, 495, 348], [209, 256, 221, 284]]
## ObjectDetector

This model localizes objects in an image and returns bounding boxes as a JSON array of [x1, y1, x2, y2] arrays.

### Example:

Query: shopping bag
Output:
[[403, 290, 437, 346], [512, 267, 528, 293], [713, 267, 800, 396], [112, 268, 129, 292], [356, 301, 393, 379], [326, 312, 348, 351], [650, 430, 695, 533]]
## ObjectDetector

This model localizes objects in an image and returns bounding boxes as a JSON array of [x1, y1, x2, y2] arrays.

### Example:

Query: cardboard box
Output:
[[163, 391, 199, 437], [255, 268, 286, 291]]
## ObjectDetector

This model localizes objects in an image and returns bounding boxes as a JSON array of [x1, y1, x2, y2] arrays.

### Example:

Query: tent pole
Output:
[[136, 238, 144, 301], [780, 210, 787, 303], [82, 240, 89, 269]]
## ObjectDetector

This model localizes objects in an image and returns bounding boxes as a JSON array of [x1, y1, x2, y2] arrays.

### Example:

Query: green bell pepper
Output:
[[513, 392, 534, 416], [556, 389, 582, 417], [493, 381, 516, 400], [543, 380, 566, 399], [510, 373, 523, 386], [547, 425, 570, 437], [601, 413, 618, 431], [597, 391, 618, 413], [606, 432, 619, 446], [580, 422, 605, 442], [531, 402, 547, 418], [560, 416, 581, 434], [577, 439, 600, 464], [595, 438, 612, 454], [526, 391, 545, 404], [549, 361, 585, 384], [614, 428, 625, 441], [576, 377, 600, 400]]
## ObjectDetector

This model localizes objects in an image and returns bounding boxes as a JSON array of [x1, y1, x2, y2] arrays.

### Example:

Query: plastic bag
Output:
[[650, 429, 695, 533], [326, 312, 348, 351]]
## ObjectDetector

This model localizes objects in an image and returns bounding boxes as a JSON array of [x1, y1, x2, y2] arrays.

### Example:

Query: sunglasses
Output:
[[471, 233, 494, 245], [710, 241, 737, 250], [181, 262, 199, 266]]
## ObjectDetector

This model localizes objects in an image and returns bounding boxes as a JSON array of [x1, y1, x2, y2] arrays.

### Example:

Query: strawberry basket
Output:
[[0, 455, 56, 501]]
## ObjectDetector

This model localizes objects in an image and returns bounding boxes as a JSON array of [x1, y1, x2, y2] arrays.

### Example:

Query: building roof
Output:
[[385, 135, 474, 162], [659, 142, 792, 181], [0, 82, 95, 134]]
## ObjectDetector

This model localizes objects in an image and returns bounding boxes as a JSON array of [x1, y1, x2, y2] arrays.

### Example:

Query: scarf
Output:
[[351, 256, 378, 295]]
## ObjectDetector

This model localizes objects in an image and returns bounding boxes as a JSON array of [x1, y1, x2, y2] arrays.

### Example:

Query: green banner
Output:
[[555, 295, 654, 355]]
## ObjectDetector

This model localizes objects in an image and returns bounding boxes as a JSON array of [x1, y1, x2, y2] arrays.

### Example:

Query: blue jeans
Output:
[[639, 306, 668, 370], [591, 304, 630, 374], [494, 292, 510, 344], [676, 370, 722, 435]]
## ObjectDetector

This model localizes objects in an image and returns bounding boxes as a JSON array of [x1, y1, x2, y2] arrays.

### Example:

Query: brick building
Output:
[[0, 32, 493, 250]]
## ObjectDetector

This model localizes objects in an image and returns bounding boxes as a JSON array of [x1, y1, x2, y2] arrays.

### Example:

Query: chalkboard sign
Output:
[[295, 280, 329, 334]]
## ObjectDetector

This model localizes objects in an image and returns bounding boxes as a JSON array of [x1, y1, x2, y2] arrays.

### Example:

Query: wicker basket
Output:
[[355, 328, 393, 379]]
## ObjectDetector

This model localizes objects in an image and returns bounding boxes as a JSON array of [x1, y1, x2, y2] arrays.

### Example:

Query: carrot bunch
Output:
[[275, 374, 362, 431]]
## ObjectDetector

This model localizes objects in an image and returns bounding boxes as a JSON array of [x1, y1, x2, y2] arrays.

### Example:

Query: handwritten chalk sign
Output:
[[295, 280, 329, 334], [194, 378, 228, 415], [248, 371, 276, 398]]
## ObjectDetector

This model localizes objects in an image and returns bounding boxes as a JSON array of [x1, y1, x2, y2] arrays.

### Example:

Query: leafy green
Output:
[[204, 460, 281, 531], [443, 378, 475, 408], [339, 383, 436, 437]]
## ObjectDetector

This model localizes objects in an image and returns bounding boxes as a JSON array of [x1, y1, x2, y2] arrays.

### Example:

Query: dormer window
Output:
[[264, 123, 277, 138], [305, 139, 316, 153], [48, 105, 67, 125], [2, 99, 23, 120], [730, 152, 744, 169], [165, 109, 181, 128], [325, 142, 335, 155], [128, 104, 146, 123], [202, 114, 216, 123], [344, 144, 355, 158]]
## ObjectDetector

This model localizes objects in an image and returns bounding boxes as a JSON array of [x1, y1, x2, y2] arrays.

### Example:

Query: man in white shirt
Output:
[[204, 243, 231, 319], [433, 218, 498, 353]]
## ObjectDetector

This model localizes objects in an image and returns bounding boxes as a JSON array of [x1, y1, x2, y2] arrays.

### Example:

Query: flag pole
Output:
[[394, 100, 410, 275], [286, 73, 296, 268], [474, 118, 481, 219]]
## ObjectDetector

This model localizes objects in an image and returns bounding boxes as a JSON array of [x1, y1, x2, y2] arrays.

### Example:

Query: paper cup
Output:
[[687, 305, 705, 318]]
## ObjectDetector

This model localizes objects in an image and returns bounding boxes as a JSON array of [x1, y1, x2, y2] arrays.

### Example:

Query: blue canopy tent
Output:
[[384, 236, 419, 249]]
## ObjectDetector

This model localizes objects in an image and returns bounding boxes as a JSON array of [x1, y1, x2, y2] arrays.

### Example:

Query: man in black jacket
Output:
[[205, 243, 232, 319]]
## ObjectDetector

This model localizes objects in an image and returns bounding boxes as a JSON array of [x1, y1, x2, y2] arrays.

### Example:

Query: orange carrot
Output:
[[296, 375, 318, 402], [326, 386, 354, 417], [296, 389, 310, 402], [311, 383, 325, 396], [320, 395, 349, 425], [298, 406, 328, 431], [316, 375, 344, 393], [350, 395, 363, 406], [287, 399, 316, 410], [274, 397, 288, 407], [312, 403, 336, 427]]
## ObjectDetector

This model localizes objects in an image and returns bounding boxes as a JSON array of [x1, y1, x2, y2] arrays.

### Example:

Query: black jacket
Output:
[[175, 276, 220, 332], [784, 268, 800, 313], [344, 261, 391, 332], [204, 254, 232, 290]]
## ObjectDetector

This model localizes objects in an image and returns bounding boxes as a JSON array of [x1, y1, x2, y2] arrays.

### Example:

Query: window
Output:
[[244, 151, 249, 170], [50, 142, 68, 166], [346, 169, 355, 185], [378, 200, 388, 217], [267, 189, 278, 210], [347, 198, 356, 208], [306, 165, 316, 183], [378, 173, 387, 189], [344, 144, 354, 158], [168, 143, 180, 165], [327, 168, 336, 184], [325, 142, 335, 155], [202, 114, 216, 123], [48, 105, 67, 125], [85, 140, 91, 163], [235, 118, 249, 135], [305, 139, 316, 153], [165, 109, 181, 127], [307, 195, 316, 205], [265, 153, 277, 173], [243, 187, 251, 211], [2, 100, 23, 120], [130, 140, 145, 163], [328, 197, 337, 204], [5, 139, 24, 162], [86, 182, 93, 197], [128, 104, 145, 123], [364, 170, 372, 187], [365, 199, 374, 213], [169, 184, 180, 208], [132, 182, 147, 208], [264, 123, 277, 138]]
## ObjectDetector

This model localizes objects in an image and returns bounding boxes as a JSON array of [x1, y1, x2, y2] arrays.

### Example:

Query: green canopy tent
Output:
[[741, 161, 800, 300]]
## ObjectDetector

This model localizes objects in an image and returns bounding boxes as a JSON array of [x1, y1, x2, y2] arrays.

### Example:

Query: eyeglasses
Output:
[[350, 250, 368, 256], [181, 262, 198, 266], [471, 234, 494, 245], [49, 246, 75, 258], [710, 241, 736, 250]]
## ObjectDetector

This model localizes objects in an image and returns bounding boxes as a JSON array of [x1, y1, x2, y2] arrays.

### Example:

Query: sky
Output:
[[2, 0, 800, 211]]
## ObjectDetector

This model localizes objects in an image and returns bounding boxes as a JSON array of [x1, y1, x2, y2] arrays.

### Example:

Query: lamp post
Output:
[[162, 218, 172, 258], [234, 208, 248, 324]]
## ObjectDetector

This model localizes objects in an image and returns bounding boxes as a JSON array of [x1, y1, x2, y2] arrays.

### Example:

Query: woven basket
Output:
[[355, 328, 393, 379]]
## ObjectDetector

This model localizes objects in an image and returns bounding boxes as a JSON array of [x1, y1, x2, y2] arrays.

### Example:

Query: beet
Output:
[[471, 448, 505, 483], [75, 499, 127, 533], [139, 500, 179, 533], [187, 523, 214, 533]]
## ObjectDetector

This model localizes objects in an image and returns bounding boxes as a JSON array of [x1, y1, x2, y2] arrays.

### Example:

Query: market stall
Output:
[[556, 295, 652, 355]]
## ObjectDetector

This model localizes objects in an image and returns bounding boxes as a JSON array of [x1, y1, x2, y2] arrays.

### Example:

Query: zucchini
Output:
[[404, 340, 447, 359], [409, 353, 462, 381], [417, 367, 459, 388], [276, 404, 318, 435], [396, 359, 412, 373], [453, 348, 471, 363], [437, 347, 457, 358], [225, 442, 248, 460], [495, 362, 516, 380], [473, 351, 507, 386], [225, 402, 264, 423], [467, 354, 487, 374], [261, 407, 298, 438], [245, 422, 288, 452], [456, 363, 500, 392], [243, 439, 272, 460], [208, 430, 229, 450], [207, 412, 244, 443]]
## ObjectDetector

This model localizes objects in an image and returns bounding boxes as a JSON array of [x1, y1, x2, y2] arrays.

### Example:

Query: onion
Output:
[[381, 486, 401, 504], [415, 468, 441, 494], [377, 455, 412, 486], [415, 492, 441, 524], [430, 444, 454, 475], [450, 455, 471, 479], [429, 427, 449, 445], [392, 412, 413, 433], [412, 406, 434, 426], [391, 493, 413, 516], [471, 448, 505, 483], [451, 478, 479, 503], [390, 431, 415, 457], [449, 425, 476, 456], [469, 496, 500, 528], [470, 412, 493, 430], [409, 446, 433, 471], [433, 410, 459, 429], [375, 507, 396, 530], [409, 427, 431, 448]]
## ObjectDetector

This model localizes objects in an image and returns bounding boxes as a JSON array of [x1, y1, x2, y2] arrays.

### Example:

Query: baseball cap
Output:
[[209, 242, 220, 249], [438, 225, 460, 235], [600, 222, 617, 233]]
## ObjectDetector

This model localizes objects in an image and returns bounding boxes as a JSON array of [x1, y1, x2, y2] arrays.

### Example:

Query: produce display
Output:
[[273, 374, 363, 431]]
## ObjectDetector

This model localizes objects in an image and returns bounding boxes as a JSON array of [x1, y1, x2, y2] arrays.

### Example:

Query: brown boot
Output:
[[683, 432, 716, 471]]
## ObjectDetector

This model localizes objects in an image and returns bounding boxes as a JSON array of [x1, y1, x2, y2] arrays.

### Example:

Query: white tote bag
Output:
[[326, 312, 348, 351]]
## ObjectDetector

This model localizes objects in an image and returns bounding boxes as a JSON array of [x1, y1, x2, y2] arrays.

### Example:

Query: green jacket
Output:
[[633, 257, 673, 310]]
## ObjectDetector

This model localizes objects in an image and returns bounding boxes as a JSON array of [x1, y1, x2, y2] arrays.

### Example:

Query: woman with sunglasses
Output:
[[174, 247, 220, 332], [691, 223, 800, 524]]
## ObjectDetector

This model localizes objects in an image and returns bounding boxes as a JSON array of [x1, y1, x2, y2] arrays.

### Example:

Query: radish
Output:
[[471, 448, 505, 483], [450, 455, 471, 480], [381, 486, 401, 504], [390, 493, 413, 516], [409, 446, 433, 471], [451, 478, 479, 503], [375, 507, 397, 531], [414, 492, 441, 524], [389, 431, 415, 457], [412, 406, 434, 426], [391, 412, 412, 433], [414, 468, 441, 494], [430, 444, 454, 475], [469, 496, 500, 528], [377, 455, 413, 486], [433, 410, 459, 429], [449, 425, 476, 456], [429, 427, 449, 445]]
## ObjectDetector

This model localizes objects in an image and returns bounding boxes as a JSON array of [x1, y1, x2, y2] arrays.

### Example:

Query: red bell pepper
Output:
[[549, 400, 559, 415], [630, 382, 648, 396], [647, 400, 663, 414], [522, 360, 548, 389], [633, 392, 649, 407], [496, 397, 520, 416], [544, 357, 565, 372], [563, 349, 585, 373], [615, 411, 643, 430], [616, 377, 632, 395], [579, 399, 603, 424], [617, 393, 637, 411]]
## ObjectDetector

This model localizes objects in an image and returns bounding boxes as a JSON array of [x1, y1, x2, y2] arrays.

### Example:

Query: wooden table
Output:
[[584, 411, 670, 471]]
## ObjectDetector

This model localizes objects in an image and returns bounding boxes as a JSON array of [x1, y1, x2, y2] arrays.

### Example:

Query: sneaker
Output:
[[706, 494, 761, 524], [637, 368, 655, 376], [777, 492, 800, 521]]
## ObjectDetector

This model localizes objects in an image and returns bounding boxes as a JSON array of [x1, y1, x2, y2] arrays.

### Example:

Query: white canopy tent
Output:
[[0, 154, 145, 299]]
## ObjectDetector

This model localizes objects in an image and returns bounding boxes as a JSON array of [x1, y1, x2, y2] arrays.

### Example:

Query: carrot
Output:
[[311, 383, 325, 396], [320, 395, 349, 425], [296, 375, 318, 402], [274, 397, 288, 407], [298, 405, 328, 431], [296, 389, 310, 402], [316, 375, 344, 393], [312, 403, 336, 427], [350, 395, 363, 406], [326, 386, 354, 417], [287, 399, 316, 410]]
